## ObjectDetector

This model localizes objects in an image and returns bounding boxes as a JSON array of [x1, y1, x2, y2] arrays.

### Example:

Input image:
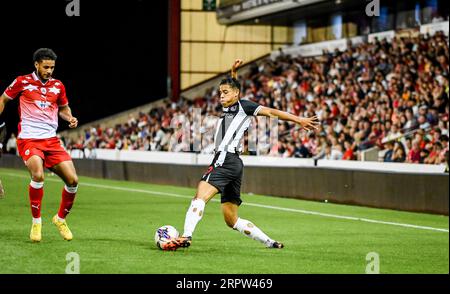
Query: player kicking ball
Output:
[[164, 59, 319, 250], [0, 48, 79, 242]]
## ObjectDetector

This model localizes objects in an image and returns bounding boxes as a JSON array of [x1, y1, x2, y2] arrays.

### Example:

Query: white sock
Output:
[[57, 215, 65, 222], [30, 180, 44, 189], [64, 185, 78, 193], [233, 218, 274, 247], [182, 199, 206, 237], [32, 217, 42, 224]]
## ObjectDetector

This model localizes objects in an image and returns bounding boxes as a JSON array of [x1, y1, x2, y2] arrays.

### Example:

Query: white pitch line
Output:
[[3, 172, 449, 233], [243, 202, 449, 233]]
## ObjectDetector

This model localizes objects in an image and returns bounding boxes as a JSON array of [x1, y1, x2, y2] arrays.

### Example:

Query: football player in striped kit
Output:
[[163, 59, 319, 250]]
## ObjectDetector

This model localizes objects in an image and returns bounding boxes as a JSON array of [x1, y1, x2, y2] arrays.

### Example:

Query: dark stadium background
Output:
[[0, 0, 168, 136]]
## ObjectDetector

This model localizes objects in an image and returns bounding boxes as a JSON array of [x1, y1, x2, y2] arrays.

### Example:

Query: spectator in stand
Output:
[[342, 140, 355, 160], [403, 109, 419, 132], [424, 141, 441, 164], [392, 141, 406, 163], [294, 141, 311, 158], [407, 140, 422, 163], [383, 141, 394, 162]]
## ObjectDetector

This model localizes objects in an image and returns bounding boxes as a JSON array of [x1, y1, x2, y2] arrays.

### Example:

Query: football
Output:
[[154, 225, 179, 249]]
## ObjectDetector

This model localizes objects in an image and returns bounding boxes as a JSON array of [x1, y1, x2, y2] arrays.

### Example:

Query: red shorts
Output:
[[17, 137, 72, 169]]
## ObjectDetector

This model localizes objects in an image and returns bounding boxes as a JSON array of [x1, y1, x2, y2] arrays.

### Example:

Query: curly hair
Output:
[[219, 76, 241, 91], [33, 48, 57, 63]]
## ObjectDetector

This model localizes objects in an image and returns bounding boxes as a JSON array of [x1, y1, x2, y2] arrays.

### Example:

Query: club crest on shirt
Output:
[[35, 100, 51, 109], [40, 88, 47, 94]]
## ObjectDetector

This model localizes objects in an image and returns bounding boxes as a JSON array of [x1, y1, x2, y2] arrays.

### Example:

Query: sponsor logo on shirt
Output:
[[35, 100, 52, 109]]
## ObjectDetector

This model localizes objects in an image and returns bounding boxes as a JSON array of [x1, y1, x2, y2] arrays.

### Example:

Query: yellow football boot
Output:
[[52, 215, 73, 241], [30, 223, 42, 242]]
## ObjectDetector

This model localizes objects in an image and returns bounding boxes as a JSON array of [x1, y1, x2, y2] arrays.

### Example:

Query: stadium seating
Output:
[[64, 31, 449, 165]]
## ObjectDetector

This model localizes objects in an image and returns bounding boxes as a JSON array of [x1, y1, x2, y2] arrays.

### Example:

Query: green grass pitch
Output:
[[0, 167, 448, 273]]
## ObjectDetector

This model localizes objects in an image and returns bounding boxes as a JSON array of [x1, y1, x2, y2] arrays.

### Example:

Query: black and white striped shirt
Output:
[[214, 99, 262, 155]]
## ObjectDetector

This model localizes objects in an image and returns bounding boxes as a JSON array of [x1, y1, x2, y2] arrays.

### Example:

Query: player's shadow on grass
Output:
[[148, 247, 224, 254], [78, 237, 216, 253]]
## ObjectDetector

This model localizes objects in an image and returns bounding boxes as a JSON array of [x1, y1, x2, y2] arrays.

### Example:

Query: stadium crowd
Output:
[[62, 31, 449, 165]]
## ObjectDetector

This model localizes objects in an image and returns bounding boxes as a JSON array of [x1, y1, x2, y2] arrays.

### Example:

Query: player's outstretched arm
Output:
[[59, 105, 78, 129], [257, 106, 319, 132], [231, 59, 243, 80]]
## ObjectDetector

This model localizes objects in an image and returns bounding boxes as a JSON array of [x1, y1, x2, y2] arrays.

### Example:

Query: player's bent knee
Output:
[[66, 175, 78, 187], [31, 172, 45, 182]]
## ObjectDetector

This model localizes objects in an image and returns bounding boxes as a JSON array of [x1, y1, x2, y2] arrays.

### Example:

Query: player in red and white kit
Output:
[[0, 48, 79, 242]]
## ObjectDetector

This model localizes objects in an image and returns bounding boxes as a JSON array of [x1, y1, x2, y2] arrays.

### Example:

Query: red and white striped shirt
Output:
[[3, 72, 69, 139]]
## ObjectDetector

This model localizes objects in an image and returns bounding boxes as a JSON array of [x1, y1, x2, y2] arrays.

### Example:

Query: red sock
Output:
[[29, 181, 44, 218], [58, 185, 77, 219]]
